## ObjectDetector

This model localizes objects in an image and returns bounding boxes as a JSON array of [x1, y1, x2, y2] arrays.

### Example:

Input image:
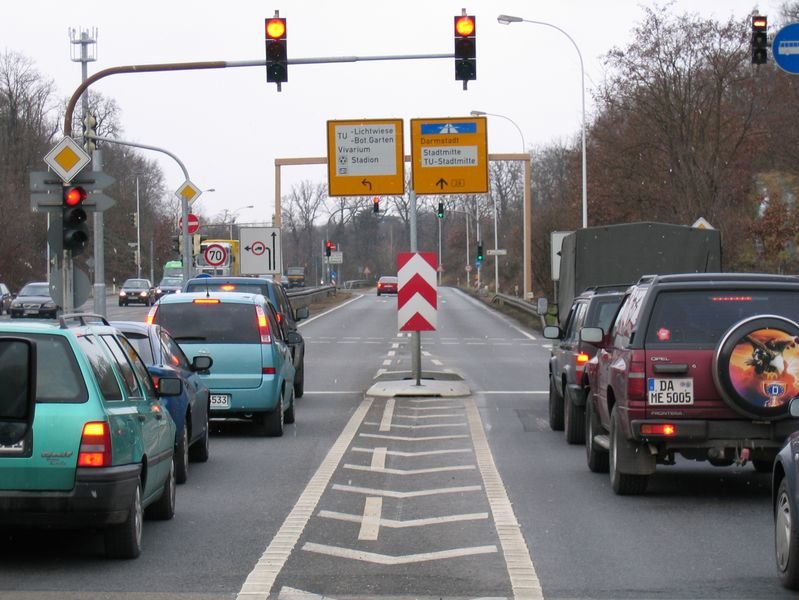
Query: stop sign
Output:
[[179, 213, 200, 234]]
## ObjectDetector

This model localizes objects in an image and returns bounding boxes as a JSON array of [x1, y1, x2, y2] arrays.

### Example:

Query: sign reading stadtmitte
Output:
[[410, 116, 488, 195], [327, 119, 405, 197]]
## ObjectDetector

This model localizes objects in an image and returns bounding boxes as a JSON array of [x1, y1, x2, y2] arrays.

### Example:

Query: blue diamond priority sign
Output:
[[773, 23, 799, 74]]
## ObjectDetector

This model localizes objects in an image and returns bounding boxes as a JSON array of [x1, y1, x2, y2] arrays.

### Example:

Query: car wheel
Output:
[[145, 457, 176, 521], [609, 407, 648, 495], [189, 417, 210, 463], [585, 398, 609, 473], [104, 478, 143, 559], [260, 392, 284, 437], [174, 423, 189, 484], [293, 360, 304, 399], [284, 388, 296, 425], [564, 386, 586, 445], [776, 478, 799, 589], [548, 376, 564, 431]]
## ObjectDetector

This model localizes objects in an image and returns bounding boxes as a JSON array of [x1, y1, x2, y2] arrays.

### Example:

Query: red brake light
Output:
[[220, 284, 236, 291], [576, 352, 589, 365], [640, 423, 677, 436], [711, 296, 752, 302], [78, 421, 112, 467], [628, 356, 646, 402], [255, 305, 272, 344]]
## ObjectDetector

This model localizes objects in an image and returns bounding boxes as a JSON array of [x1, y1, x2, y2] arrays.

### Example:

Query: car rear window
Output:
[[0, 334, 88, 403], [155, 302, 260, 344], [122, 332, 154, 364], [184, 282, 268, 296], [586, 295, 623, 331], [644, 289, 799, 345]]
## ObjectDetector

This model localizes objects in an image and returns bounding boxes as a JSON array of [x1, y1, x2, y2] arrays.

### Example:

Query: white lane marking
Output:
[[297, 294, 363, 327], [371, 447, 387, 469], [278, 587, 331, 599], [391, 343, 400, 349], [374, 368, 387, 378], [235, 398, 373, 600], [394, 413, 463, 419], [302, 391, 363, 395], [406, 398, 465, 405], [332, 484, 481, 498], [364, 422, 466, 430], [465, 396, 543, 599], [302, 542, 497, 565], [400, 405, 465, 411], [359, 433, 468, 441], [319, 510, 489, 528], [379, 398, 395, 432], [387, 350, 396, 357], [382, 359, 392, 366], [358, 497, 382, 540], [451, 287, 538, 341], [422, 350, 432, 357], [352, 447, 472, 458], [343, 463, 476, 475], [432, 359, 444, 366]]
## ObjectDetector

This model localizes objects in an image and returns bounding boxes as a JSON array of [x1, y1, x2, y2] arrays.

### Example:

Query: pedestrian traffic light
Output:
[[437, 201, 445, 219], [454, 13, 476, 88], [476, 242, 484, 262], [62, 185, 89, 255], [752, 15, 768, 64], [325, 240, 332, 257], [265, 15, 288, 89], [373, 196, 380, 214]]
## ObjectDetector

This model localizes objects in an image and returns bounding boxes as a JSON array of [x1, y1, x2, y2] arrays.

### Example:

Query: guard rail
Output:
[[286, 284, 337, 309], [490, 292, 549, 329]]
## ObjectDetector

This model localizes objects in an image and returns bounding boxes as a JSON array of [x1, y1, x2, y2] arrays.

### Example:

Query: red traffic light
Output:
[[63, 186, 88, 207], [266, 17, 286, 40], [455, 15, 476, 37], [752, 16, 767, 30]]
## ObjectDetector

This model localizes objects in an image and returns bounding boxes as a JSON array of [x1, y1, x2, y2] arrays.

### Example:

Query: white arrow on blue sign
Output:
[[773, 23, 799, 74]]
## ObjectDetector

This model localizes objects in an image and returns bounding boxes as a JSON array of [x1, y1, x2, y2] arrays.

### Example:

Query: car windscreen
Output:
[[19, 284, 49, 297], [155, 302, 260, 344], [159, 278, 182, 287], [184, 282, 268, 296], [0, 334, 88, 403], [124, 280, 148, 289], [644, 289, 799, 346]]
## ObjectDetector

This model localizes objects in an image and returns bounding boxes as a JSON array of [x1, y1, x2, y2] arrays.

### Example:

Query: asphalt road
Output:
[[0, 287, 793, 599]]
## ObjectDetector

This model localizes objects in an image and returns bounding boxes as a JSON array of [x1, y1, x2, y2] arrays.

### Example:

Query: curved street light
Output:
[[498, 14, 588, 229]]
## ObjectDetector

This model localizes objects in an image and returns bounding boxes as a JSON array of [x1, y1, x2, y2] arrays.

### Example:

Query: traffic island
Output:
[[366, 370, 471, 398]]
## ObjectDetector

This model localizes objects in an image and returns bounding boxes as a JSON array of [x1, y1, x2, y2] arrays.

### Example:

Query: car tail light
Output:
[[262, 367, 276, 374], [255, 305, 272, 344], [78, 421, 112, 467], [628, 352, 646, 402], [640, 423, 677, 436], [193, 298, 221, 304], [146, 305, 158, 325], [221, 284, 236, 291], [378, 283, 383, 288], [150, 374, 160, 390]]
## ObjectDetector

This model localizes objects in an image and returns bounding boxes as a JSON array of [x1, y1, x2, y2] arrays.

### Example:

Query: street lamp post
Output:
[[470, 110, 526, 295], [497, 14, 588, 229], [227, 205, 254, 239]]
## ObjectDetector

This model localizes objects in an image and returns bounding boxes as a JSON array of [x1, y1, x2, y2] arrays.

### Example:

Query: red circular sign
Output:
[[180, 213, 200, 234], [203, 243, 227, 267]]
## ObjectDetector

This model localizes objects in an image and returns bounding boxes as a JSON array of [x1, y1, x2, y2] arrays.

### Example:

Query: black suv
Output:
[[583, 273, 799, 495], [544, 286, 625, 443]]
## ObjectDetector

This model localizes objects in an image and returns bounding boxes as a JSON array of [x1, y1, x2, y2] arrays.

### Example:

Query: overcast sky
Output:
[[3, 1, 781, 226]]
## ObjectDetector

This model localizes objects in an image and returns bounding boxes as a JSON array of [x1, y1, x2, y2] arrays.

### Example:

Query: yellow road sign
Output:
[[411, 116, 488, 195], [176, 180, 201, 203], [327, 119, 405, 197], [43, 137, 91, 183]]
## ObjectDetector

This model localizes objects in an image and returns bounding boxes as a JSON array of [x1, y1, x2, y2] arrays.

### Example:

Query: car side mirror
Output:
[[286, 331, 303, 345], [580, 327, 605, 345], [543, 325, 561, 339], [0, 337, 37, 447], [157, 377, 183, 397], [295, 306, 310, 321], [191, 355, 213, 372]]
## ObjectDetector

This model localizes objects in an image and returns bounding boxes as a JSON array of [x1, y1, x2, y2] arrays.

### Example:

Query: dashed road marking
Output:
[[358, 496, 382, 540], [379, 398, 395, 431]]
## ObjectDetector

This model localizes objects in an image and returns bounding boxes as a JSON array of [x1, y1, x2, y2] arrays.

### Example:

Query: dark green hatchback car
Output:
[[0, 314, 182, 558]]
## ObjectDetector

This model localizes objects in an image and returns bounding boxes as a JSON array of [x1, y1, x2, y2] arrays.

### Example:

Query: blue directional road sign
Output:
[[773, 23, 799, 74]]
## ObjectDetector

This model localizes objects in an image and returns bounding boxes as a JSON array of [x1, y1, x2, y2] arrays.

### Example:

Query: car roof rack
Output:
[[58, 313, 111, 329]]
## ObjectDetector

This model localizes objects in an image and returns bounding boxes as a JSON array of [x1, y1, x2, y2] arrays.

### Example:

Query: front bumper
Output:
[[0, 463, 141, 529]]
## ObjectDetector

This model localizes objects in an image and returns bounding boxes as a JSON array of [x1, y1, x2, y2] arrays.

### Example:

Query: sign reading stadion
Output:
[[410, 116, 488, 195]]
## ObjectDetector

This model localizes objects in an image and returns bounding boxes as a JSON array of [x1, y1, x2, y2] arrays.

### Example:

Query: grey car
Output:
[[8, 281, 59, 319], [119, 278, 156, 306]]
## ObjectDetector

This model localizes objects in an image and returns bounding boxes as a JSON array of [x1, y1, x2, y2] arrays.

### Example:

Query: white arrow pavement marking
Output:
[[332, 484, 482, 498], [364, 422, 466, 429], [235, 398, 372, 600], [302, 542, 497, 565], [399, 405, 465, 411], [379, 398, 395, 431], [359, 433, 468, 441], [352, 447, 472, 457], [358, 497, 382, 540], [318, 510, 489, 528], [344, 463, 476, 475], [394, 413, 464, 419]]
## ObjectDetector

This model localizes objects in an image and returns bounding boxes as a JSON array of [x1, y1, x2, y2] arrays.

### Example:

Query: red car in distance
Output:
[[376, 276, 398, 296]]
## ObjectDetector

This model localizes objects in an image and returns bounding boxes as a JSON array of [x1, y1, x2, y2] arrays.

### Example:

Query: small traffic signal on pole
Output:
[[172, 235, 181, 254], [325, 240, 332, 257], [373, 196, 380, 214], [265, 15, 288, 89], [476, 242, 484, 262], [83, 113, 96, 155], [437, 201, 445, 219], [62, 185, 89, 255], [752, 16, 768, 64], [454, 13, 476, 88]]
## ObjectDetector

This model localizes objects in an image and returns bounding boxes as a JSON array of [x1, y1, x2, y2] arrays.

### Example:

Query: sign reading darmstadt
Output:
[[410, 116, 488, 195], [327, 119, 405, 197]]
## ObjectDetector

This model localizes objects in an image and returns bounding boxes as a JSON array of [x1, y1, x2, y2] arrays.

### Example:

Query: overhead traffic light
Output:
[[752, 15, 768, 65], [454, 13, 476, 88], [62, 185, 89, 255], [325, 240, 333, 257], [476, 242, 484, 262], [437, 201, 445, 219], [373, 196, 380, 214], [265, 15, 288, 89]]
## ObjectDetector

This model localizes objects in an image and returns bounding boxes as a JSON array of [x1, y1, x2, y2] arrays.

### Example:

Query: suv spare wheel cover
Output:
[[713, 315, 799, 420]]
